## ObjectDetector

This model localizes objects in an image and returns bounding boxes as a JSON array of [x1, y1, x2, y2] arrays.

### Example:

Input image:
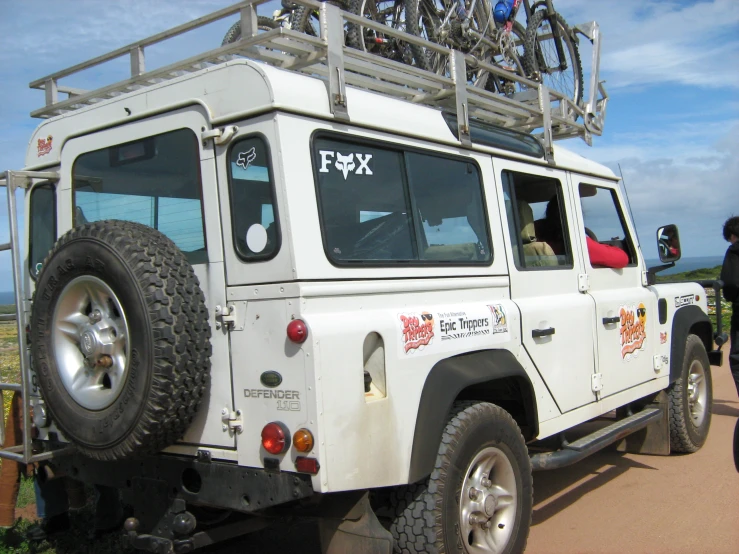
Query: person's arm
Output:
[[586, 236, 629, 269], [721, 248, 739, 303]]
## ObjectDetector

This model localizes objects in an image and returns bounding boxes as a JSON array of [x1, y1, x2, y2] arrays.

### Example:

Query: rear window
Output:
[[227, 136, 280, 261], [72, 128, 207, 264], [313, 136, 491, 266]]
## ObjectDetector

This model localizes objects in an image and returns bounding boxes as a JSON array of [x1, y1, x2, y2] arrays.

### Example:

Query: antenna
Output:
[[618, 163, 640, 244]]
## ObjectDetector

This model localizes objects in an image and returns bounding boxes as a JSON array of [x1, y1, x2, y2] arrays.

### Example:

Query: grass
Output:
[[656, 265, 732, 335]]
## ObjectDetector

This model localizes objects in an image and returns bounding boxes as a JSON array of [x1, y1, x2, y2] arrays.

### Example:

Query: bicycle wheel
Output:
[[221, 15, 280, 46], [408, 0, 495, 85], [523, 9, 583, 105], [291, 0, 348, 37], [347, 0, 415, 66]]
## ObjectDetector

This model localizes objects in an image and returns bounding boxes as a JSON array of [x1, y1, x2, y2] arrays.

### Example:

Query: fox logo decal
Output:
[[237, 147, 257, 170], [318, 150, 373, 180]]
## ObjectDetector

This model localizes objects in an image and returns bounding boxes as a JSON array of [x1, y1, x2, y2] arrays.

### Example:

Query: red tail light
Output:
[[286, 319, 308, 344], [261, 422, 290, 455], [295, 457, 320, 475]]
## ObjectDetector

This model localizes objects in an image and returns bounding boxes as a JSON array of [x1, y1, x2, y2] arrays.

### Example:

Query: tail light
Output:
[[286, 319, 308, 344], [295, 457, 320, 475], [261, 422, 290, 455], [292, 429, 314, 453]]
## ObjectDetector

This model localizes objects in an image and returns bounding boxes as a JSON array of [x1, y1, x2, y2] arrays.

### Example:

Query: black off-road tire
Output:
[[221, 16, 280, 45], [667, 334, 712, 453], [389, 401, 532, 554], [31, 220, 211, 461]]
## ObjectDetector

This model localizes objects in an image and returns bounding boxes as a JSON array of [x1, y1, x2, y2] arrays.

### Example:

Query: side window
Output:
[[314, 138, 414, 262], [578, 184, 635, 266], [72, 129, 208, 264], [228, 136, 280, 261], [313, 136, 491, 265], [502, 171, 573, 269], [29, 183, 56, 278], [406, 153, 491, 262]]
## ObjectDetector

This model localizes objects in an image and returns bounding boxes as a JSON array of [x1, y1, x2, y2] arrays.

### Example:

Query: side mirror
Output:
[[657, 224, 681, 263]]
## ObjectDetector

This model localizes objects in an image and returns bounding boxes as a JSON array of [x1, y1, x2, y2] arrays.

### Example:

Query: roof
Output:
[[24, 59, 617, 181]]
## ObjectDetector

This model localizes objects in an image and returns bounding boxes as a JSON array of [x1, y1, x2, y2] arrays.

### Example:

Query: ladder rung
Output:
[[0, 242, 10, 252], [0, 383, 22, 392]]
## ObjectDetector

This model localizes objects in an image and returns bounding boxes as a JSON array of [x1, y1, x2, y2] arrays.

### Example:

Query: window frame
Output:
[[226, 132, 282, 263], [28, 181, 57, 281], [578, 182, 638, 268], [502, 170, 574, 272], [310, 130, 493, 268], [70, 128, 209, 264]]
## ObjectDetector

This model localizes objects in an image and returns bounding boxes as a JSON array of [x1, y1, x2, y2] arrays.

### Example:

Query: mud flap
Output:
[[616, 391, 670, 456], [318, 492, 393, 554]]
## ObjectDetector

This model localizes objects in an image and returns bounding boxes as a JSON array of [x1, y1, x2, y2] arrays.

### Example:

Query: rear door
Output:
[[61, 107, 235, 449], [570, 176, 657, 397], [495, 159, 597, 413]]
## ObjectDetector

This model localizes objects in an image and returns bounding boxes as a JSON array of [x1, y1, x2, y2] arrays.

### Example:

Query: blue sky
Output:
[[1, 0, 737, 292]]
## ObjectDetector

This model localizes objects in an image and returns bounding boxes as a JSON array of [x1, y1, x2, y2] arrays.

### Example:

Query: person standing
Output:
[[720, 216, 739, 397]]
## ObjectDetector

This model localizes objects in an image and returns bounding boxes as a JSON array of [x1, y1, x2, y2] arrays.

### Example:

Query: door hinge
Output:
[[578, 273, 590, 292], [221, 408, 243, 434], [215, 302, 246, 331], [201, 125, 239, 146], [641, 271, 650, 287], [653, 354, 668, 373], [591, 372, 603, 392]]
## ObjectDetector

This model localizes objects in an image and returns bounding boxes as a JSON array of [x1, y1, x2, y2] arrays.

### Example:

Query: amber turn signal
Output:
[[293, 429, 314, 453]]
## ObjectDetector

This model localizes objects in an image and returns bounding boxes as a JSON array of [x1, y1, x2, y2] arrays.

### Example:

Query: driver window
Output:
[[578, 184, 635, 266], [502, 171, 573, 269]]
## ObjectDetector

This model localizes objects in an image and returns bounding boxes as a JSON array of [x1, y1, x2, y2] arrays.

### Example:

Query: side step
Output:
[[530, 408, 663, 471]]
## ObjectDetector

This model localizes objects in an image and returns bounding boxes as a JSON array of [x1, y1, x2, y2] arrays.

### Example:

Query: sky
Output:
[[0, 0, 737, 292]]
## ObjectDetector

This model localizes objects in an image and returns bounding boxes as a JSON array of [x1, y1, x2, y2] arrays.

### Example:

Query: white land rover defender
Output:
[[0, 2, 729, 553]]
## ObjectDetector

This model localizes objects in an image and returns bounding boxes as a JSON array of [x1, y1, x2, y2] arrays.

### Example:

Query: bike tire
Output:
[[523, 9, 583, 105], [221, 15, 280, 46], [403, 0, 433, 71], [348, 0, 415, 66], [291, 0, 348, 37]]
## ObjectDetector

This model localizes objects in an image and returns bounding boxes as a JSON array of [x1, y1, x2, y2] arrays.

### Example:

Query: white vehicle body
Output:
[[19, 58, 713, 498]]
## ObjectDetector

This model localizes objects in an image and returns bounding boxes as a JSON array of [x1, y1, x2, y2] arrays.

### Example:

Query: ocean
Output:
[[645, 256, 724, 276]]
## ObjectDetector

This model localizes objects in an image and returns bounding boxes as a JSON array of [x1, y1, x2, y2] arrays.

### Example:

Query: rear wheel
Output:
[[523, 9, 583, 105], [348, 0, 415, 66], [31, 220, 211, 461], [389, 401, 532, 553], [668, 334, 712, 453], [221, 15, 280, 45]]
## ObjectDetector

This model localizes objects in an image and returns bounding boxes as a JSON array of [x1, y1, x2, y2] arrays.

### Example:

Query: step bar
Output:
[[530, 407, 663, 471], [0, 170, 72, 464]]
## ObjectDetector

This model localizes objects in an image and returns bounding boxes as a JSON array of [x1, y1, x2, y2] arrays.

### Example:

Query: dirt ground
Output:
[[212, 358, 739, 554]]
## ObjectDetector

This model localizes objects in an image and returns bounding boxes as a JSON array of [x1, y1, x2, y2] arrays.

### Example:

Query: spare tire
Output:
[[31, 220, 211, 461]]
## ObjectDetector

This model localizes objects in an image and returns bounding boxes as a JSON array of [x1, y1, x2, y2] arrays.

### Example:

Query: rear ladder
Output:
[[0, 169, 67, 464]]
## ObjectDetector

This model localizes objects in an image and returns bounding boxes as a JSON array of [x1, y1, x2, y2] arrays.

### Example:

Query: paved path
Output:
[[213, 358, 739, 553], [526, 359, 739, 554]]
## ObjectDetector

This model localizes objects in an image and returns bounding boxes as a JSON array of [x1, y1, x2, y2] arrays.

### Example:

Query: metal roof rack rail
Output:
[[28, 0, 607, 159]]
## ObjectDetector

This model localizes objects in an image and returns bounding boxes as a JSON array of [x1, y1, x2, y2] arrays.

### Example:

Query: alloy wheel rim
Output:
[[686, 359, 708, 427], [458, 446, 518, 554], [51, 275, 130, 410]]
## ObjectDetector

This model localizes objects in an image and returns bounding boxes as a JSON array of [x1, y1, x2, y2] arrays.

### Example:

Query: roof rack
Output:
[[28, 0, 608, 161]]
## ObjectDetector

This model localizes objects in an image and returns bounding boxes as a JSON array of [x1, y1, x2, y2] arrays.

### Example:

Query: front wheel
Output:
[[389, 402, 532, 553], [668, 334, 713, 453], [523, 9, 583, 106]]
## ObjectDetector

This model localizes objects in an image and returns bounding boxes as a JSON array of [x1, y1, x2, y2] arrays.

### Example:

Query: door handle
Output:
[[532, 327, 555, 338], [602, 316, 620, 325]]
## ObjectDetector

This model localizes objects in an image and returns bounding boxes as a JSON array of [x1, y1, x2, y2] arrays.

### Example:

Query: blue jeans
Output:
[[34, 478, 122, 528]]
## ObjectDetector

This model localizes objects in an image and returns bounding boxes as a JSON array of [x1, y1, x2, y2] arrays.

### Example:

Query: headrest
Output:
[[517, 200, 536, 244]]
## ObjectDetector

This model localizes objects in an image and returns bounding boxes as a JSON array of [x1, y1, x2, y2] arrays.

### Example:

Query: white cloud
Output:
[[554, 0, 739, 90]]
